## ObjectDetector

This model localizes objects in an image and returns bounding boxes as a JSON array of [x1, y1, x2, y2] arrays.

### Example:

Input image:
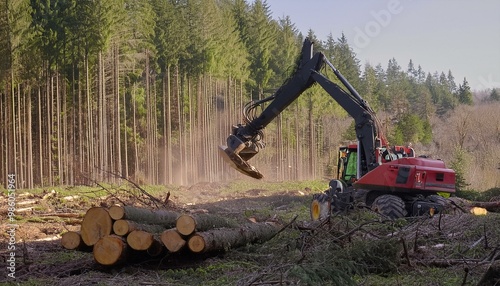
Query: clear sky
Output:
[[264, 0, 500, 91]]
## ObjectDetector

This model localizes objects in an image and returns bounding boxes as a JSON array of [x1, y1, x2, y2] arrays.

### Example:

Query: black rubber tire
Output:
[[310, 193, 331, 220], [371, 194, 407, 219], [427, 194, 448, 210]]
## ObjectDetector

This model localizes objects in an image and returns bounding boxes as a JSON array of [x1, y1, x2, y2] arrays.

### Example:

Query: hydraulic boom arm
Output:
[[220, 38, 384, 179]]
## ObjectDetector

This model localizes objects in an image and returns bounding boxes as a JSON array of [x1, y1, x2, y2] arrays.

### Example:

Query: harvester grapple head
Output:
[[218, 145, 263, 179]]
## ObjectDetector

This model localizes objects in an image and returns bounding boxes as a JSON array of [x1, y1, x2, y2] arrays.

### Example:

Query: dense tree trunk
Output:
[[85, 54, 95, 185], [37, 86, 43, 186], [165, 66, 172, 184], [25, 87, 33, 188]]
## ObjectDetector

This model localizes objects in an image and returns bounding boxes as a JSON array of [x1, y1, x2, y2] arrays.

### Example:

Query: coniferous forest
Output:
[[1, 0, 499, 190]]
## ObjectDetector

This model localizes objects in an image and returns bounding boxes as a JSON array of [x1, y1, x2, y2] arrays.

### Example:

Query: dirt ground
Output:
[[1, 182, 500, 285]]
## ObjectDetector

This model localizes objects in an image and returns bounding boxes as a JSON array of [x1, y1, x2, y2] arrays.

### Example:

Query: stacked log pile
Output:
[[61, 205, 282, 266]]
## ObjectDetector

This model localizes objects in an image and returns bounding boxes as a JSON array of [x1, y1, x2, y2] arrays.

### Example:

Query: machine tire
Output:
[[371, 194, 407, 219], [427, 194, 447, 205], [311, 193, 331, 220], [427, 194, 448, 212]]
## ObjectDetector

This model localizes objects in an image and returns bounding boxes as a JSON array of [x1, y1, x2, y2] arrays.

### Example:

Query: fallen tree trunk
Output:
[[93, 235, 128, 266], [81, 207, 113, 246], [161, 228, 186, 253], [470, 201, 500, 213], [187, 222, 282, 254], [176, 213, 238, 236], [113, 219, 166, 236], [108, 205, 179, 227], [448, 197, 500, 214]]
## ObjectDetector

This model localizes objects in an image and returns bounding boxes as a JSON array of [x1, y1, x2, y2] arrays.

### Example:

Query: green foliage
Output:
[[456, 187, 500, 201], [342, 120, 356, 141], [455, 189, 482, 201], [450, 147, 471, 192], [290, 237, 400, 285], [426, 72, 458, 116], [359, 63, 383, 112], [268, 15, 300, 88], [420, 119, 433, 144], [290, 263, 357, 286], [489, 88, 499, 101], [392, 113, 432, 145], [338, 238, 401, 274], [456, 77, 473, 105], [481, 187, 500, 200], [152, 0, 187, 70], [357, 268, 464, 286], [0, 0, 33, 82], [242, 0, 277, 96], [1, 0, 482, 189], [329, 33, 361, 90]]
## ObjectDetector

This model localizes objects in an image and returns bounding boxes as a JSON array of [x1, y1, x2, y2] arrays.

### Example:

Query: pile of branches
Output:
[[282, 206, 500, 286]]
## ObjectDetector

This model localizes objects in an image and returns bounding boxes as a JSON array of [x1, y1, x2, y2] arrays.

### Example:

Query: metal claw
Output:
[[218, 145, 263, 179]]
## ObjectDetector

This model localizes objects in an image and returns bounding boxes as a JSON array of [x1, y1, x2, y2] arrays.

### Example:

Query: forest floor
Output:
[[1, 180, 500, 286]]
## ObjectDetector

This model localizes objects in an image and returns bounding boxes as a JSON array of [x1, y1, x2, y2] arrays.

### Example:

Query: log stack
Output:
[[61, 205, 282, 266]]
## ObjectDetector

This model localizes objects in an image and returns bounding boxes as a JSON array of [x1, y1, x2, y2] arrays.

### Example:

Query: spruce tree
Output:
[[457, 77, 473, 105]]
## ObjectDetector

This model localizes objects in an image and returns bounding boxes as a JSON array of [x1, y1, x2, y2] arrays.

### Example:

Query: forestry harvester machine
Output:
[[219, 38, 455, 219]]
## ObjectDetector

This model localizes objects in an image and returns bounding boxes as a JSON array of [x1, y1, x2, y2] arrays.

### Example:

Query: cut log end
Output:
[[113, 220, 132, 236], [81, 207, 113, 246], [176, 214, 196, 236], [127, 230, 154, 251], [161, 229, 186, 253], [61, 231, 83, 250], [93, 235, 127, 266], [187, 234, 206, 253], [108, 205, 125, 220]]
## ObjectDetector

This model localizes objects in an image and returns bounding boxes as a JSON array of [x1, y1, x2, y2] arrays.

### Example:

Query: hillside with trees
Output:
[[1, 0, 499, 191]]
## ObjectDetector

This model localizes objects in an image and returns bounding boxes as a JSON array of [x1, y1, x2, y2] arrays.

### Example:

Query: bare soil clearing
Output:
[[1, 183, 499, 285]]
